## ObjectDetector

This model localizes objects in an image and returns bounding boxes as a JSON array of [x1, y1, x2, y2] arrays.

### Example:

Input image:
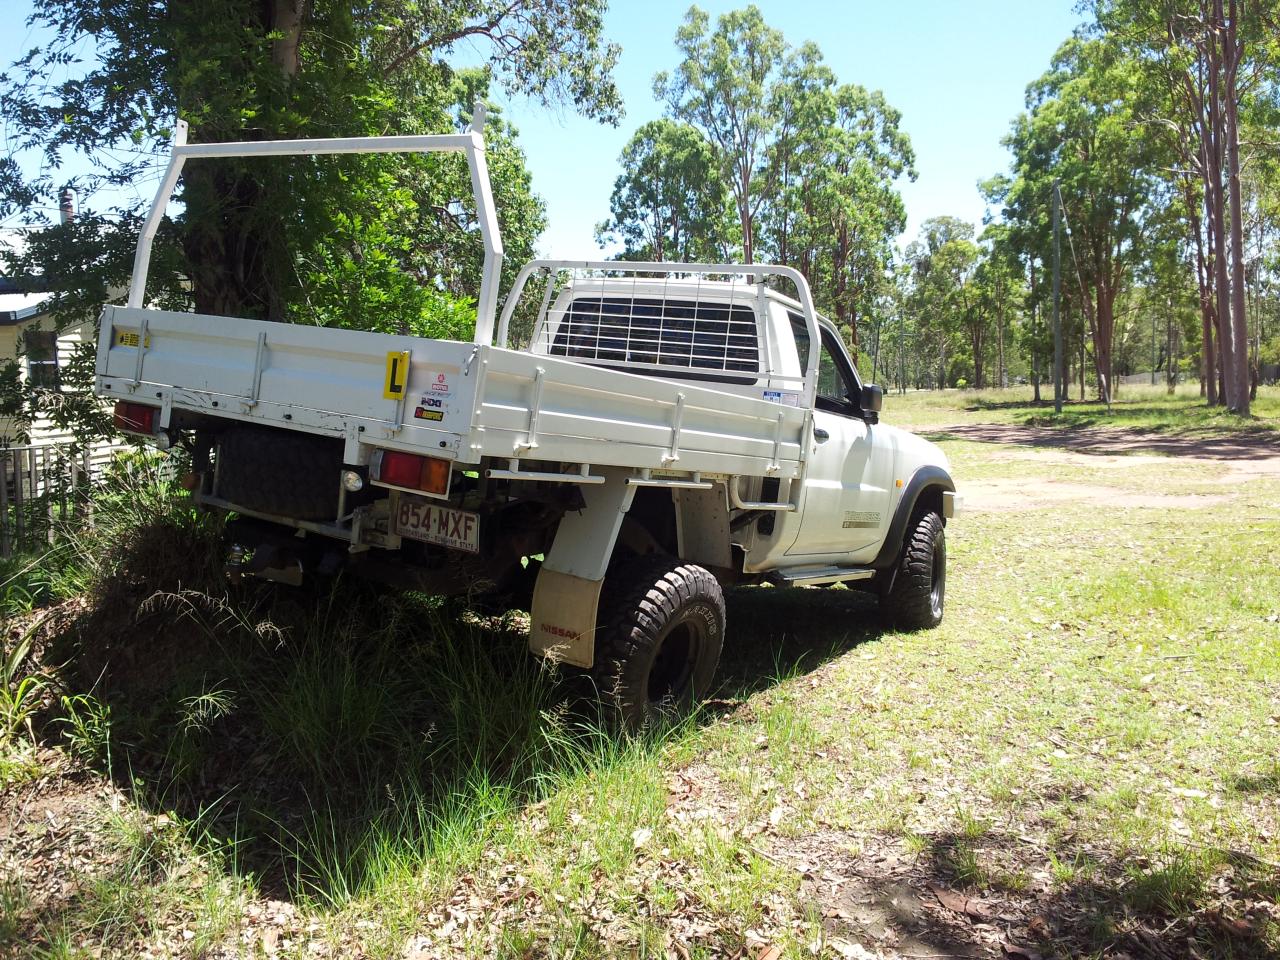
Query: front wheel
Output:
[[594, 556, 725, 729], [882, 509, 946, 629]]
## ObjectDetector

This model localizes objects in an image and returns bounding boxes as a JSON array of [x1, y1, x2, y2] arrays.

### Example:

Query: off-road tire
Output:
[[215, 426, 343, 521], [594, 556, 725, 729], [883, 509, 946, 629]]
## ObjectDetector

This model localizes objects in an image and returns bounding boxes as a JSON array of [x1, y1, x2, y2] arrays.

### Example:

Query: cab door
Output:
[[786, 323, 895, 561]]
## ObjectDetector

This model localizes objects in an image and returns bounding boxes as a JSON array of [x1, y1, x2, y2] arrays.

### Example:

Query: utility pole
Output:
[[1052, 178, 1063, 414]]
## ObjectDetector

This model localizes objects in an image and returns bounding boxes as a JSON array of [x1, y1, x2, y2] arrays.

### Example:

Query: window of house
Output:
[[25, 331, 60, 388]]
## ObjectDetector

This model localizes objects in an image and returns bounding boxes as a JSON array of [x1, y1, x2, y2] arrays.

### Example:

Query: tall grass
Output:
[[11, 447, 682, 912]]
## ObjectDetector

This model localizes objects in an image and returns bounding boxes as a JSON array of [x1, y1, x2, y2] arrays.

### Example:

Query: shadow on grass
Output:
[[925, 417, 1280, 462], [718, 583, 881, 695], [794, 827, 1279, 959], [29, 521, 889, 925], [18, 517, 1279, 956], [963, 397, 1057, 412]]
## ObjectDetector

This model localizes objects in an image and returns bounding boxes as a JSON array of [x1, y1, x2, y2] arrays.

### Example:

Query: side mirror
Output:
[[860, 384, 884, 422]]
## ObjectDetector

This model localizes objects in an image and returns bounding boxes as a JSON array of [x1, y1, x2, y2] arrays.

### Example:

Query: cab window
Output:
[[789, 313, 862, 416]]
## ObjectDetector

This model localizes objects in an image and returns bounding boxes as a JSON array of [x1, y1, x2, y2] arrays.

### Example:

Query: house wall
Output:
[[0, 324, 19, 370], [1, 310, 125, 471]]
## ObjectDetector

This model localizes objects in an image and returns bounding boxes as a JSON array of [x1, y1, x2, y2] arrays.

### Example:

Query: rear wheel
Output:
[[882, 509, 946, 629], [594, 556, 725, 729]]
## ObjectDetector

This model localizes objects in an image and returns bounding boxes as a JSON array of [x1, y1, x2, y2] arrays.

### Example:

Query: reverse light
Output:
[[370, 450, 451, 496], [341, 469, 365, 492], [113, 401, 159, 435]]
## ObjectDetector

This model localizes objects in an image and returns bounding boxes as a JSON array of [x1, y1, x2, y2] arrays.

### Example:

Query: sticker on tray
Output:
[[763, 389, 801, 407]]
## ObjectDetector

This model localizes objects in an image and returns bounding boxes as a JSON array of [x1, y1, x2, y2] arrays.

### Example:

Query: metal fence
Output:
[[1, 444, 94, 559]]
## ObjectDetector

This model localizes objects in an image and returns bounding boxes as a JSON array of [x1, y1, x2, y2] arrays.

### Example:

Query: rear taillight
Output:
[[113, 401, 159, 435], [370, 450, 451, 496]]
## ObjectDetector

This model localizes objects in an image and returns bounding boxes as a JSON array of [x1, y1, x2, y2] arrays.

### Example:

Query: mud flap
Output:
[[529, 466, 635, 669]]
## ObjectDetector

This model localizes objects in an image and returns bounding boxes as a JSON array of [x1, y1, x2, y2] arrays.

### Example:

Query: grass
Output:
[[883, 381, 1280, 435], [2, 387, 1279, 956]]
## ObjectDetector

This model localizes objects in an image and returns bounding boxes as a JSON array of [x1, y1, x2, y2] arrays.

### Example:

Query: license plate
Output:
[[394, 496, 480, 554]]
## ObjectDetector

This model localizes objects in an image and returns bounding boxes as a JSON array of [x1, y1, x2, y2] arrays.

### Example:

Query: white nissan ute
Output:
[[96, 111, 959, 725]]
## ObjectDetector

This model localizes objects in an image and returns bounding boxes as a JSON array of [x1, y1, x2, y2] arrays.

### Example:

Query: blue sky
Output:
[[474, 0, 1086, 258], [3, 1, 1085, 256]]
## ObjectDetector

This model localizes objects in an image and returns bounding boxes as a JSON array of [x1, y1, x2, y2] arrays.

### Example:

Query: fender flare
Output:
[[871, 465, 955, 572]]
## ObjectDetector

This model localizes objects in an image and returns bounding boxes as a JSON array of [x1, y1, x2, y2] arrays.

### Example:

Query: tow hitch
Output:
[[224, 542, 304, 586]]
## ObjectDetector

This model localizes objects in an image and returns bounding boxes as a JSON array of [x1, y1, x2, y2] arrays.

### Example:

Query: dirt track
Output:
[[930, 423, 1280, 513], [935, 422, 1280, 467]]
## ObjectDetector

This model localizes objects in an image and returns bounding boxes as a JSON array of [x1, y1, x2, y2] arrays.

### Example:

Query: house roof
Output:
[[0, 277, 49, 325]]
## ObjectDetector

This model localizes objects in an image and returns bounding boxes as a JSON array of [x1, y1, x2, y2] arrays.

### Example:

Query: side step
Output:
[[771, 566, 876, 587]]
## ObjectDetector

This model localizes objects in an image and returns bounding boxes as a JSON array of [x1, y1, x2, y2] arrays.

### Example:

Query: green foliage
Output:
[[57, 693, 112, 764], [635, 5, 914, 349], [902, 217, 979, 389], [1261, 334, 1280, 369], [0, 629, 46, 744], [596, 119, 734, 262], [654, 4, 787, 265], [765, 57, 915, 340], [1, 0, 612, 435], [991, 36, 1167, 399]]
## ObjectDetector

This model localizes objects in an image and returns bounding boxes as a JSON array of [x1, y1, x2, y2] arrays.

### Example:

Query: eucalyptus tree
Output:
[[764, 78, 915, 349], [982, 174, 1052, 400], [654, 4, 787, 264], [594, 119, 734, 262], [905, 217, 978, 389], [645, 9, 914, 351], [1, 0, 620, 444], [1, 0, 620, 324], [997, 37, 1166, 402], [1090, 0, 1279, 412], [975, 224, 1023, 390], [761, 41, 837, 271]]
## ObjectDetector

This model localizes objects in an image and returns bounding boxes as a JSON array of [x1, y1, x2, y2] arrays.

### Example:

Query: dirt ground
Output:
[[940, 424, 1280, 513], [4, 415, 1279, 958]]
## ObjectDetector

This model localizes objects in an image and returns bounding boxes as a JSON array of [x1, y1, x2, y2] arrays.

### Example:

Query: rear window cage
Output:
[[548, 296, 760, 379]]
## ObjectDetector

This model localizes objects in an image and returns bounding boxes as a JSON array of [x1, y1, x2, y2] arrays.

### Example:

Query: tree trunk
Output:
[[1030, 259, 1041, 402], [739, 169, 754, 264], [1222, 0, 1250, 414], [996, 282, 1006, 389], [1095, 284, 1115, 403], [1079, 330, 1085, 400], [270, 0, 307, 77], [1186, 184, 1217, 404], [180, 0, 308, 322], [1206, 1, 1239, 409]]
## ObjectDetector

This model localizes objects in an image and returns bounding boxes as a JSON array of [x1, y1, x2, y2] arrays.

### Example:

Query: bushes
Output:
[[3, 448, 659, 906]]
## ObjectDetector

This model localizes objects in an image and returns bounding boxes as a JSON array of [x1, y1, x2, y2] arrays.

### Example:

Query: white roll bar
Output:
[[495, 259, 824, 409], [127, 109, 505, 345]]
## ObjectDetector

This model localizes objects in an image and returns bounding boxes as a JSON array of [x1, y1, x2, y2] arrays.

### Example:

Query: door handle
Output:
[[813, 427, 830, 442]]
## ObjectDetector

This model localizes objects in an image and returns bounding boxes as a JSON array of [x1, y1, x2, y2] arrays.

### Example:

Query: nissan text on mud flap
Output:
[[97, 108, 961, 728]]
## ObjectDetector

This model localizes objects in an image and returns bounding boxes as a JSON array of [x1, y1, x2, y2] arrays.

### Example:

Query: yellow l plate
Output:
[[383, 350, 410, 400]]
